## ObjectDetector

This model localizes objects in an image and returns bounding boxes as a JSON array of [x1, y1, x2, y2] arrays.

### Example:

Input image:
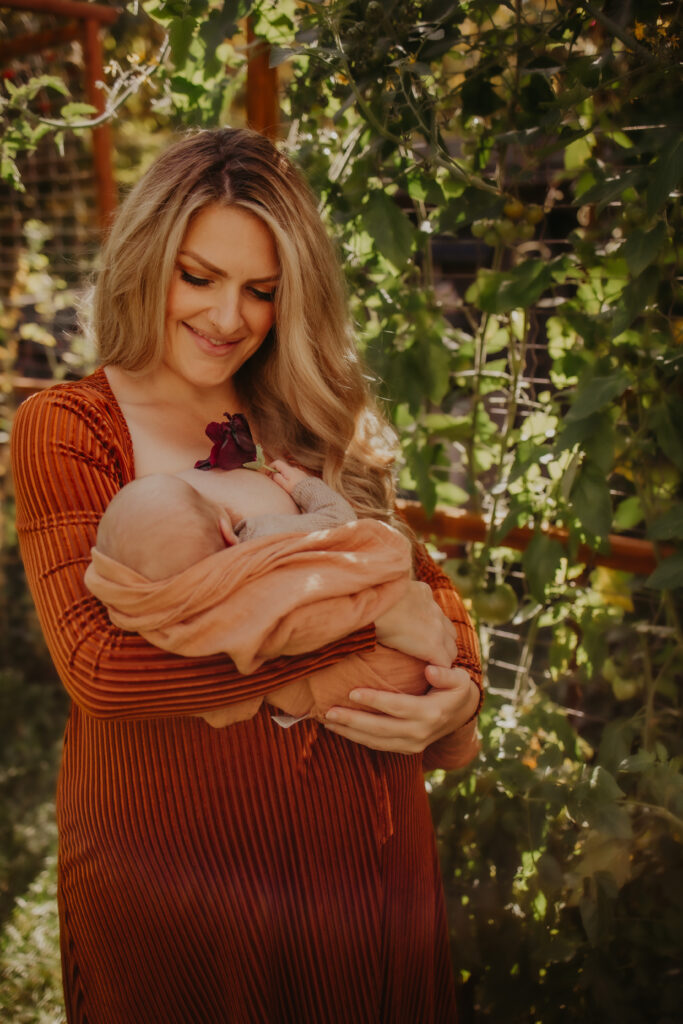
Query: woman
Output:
[[11, 128, 482, 1023]]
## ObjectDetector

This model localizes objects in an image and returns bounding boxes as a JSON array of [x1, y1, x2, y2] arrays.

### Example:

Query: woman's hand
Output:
[[323, 665, 480, 754], [375, 581, 459, 667]]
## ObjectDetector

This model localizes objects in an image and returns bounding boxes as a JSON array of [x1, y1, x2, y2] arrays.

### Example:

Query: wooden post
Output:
[[246, 17, 279, 139], [0, 22, 82, 61], [82, 16, 116, 231], [2, 0, 119, 23]]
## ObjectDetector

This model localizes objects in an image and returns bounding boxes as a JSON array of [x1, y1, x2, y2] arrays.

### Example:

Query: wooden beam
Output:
[[1, 0, 119, 24], [246, 16, 279, 139], [12, 376, 55, 399], [397, 499, 666, 577], [0, 20, 81, 61], [82, 15, 116, 231]]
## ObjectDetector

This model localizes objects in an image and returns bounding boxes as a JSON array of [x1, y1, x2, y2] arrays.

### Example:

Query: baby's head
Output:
[[96, 474, 235, 580]]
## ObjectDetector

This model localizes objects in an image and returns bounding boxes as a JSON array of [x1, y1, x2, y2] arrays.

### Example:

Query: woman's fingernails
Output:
[[325, 710, 340, 723]]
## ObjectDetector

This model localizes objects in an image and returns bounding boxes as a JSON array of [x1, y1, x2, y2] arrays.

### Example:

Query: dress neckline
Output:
[[92, 365, 137, 480]]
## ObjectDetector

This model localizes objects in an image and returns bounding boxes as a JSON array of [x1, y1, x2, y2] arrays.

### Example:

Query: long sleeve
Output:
[[10, 378, 375, 721], [412, 542, 484, 771]]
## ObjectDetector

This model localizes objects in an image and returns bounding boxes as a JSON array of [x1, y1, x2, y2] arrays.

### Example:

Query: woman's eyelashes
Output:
[[249, 286, 277, 302], [180, 268, 210, 288], [179, 268, 276, 302]]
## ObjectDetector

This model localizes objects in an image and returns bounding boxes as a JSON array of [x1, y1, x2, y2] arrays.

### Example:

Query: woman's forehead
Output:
[[180, 204, 280, 280]]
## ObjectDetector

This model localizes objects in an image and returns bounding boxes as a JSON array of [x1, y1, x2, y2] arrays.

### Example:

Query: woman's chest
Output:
[[122, 403, 219, 477]]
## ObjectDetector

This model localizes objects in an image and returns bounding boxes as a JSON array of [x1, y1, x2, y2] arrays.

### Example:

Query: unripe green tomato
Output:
[[517, 221, 535, 241], [471, 219, 488, 238], [611, 675, 640, 701], [503, 198, 524, 221], [443, 559, 477, 598], [471, 583, 518, 625], [525, 204, 544, 225], [483, 228, 499, 247], [496, 218, 517, 244], [602, 657, 618, 683]]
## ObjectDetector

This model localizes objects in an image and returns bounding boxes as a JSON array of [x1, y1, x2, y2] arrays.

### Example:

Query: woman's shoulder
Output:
[[11, 367, 133, 470], [14, 368, 120, 432]]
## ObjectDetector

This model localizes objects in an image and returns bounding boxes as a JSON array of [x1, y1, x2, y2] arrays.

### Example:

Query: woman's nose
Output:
[[208, 288, 244, 335]]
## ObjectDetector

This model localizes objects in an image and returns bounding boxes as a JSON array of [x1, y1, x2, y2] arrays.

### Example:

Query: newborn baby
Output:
[[95, 460, 357, 579]]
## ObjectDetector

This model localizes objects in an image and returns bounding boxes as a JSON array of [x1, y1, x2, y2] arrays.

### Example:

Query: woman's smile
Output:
[[182, 321, 244, 352]]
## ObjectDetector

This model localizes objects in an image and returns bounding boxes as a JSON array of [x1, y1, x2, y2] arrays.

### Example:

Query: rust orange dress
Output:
[[11, 369, 482, 1024]]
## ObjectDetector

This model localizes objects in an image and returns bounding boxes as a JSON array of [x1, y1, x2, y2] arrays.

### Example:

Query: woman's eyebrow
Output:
[[178, 249, 280, 283]]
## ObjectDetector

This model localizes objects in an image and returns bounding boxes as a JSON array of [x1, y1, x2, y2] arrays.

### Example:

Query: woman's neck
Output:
[[104, 363, 245, 419]]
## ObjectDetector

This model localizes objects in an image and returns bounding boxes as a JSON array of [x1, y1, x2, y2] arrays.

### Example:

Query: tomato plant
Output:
[[471, 582, 519, 625]]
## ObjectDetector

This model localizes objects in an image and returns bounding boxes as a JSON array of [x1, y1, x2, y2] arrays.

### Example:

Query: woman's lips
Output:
[[184, 322, 243, 354]]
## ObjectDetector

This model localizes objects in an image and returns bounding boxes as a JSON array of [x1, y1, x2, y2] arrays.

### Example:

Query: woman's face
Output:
[[164, 204, 280, 393]]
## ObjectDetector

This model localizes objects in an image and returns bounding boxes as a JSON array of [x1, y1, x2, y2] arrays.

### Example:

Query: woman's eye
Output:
[[249, 286, 277, 302], [180, 269, 211, 287]]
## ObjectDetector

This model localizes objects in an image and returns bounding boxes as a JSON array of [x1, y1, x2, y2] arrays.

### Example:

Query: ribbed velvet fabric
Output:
[[11, 370, 481, 1024]]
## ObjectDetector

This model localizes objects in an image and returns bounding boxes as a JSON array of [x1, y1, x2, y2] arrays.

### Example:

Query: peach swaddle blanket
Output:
[[85, 519, 478, 770]]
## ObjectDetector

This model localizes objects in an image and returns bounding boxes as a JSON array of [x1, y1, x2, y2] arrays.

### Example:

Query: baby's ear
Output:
[[219, 515, 238, 546]]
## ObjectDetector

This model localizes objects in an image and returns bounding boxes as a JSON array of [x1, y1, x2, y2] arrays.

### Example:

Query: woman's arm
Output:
[[10, 384, 375, 721], [323, 543, 484, 756]]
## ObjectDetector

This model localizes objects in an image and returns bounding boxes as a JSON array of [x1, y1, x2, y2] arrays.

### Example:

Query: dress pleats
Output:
[[11, 371, 481, 1023]]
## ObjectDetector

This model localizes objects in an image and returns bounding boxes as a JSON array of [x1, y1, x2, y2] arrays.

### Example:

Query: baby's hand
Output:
[[270, 459, 309, 495]]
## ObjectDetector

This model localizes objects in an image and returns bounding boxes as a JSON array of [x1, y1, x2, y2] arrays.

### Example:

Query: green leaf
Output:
[[519, 72, 555, 114], [618, 750, 656, 773], [169, 75, 206, 102], [556, 410, 615, 473], [439, 187, 505, 231], [619, 222, 667, 278], [610, 264, 659, 336], [362, 191, 415, 269], [59, 102, 98, 120], [199, 2, 243, 51], [570, 460, 612, 537], [406, 177, 444, 205], [421, 412, 471, 441], [522, 532, 564, 602], [461, 73, 504, 118], [0, 154, 23, 191], [599, 719, 637, 773], [646, 137, 683, 216], [465, 259, 554, 314], [555, 410, 603, 452], [646, 550, 683, 590], [613, 496, 643, 531], [564, 134, 594, 171], [647, 504, 683, 541], [569, 767, 631, 838], [434, 480, 469, 507], [424, 339, 452, 405], [564, 371, 630, 422], [650, 401, 683, 470], [577, 168, 644, 211], [583, 419, 615, 474], [169, 15, 196, 69], [408, 441, 439, 516]]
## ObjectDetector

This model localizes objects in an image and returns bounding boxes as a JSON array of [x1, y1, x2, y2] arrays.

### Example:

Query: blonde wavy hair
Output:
[[94, 128, 399, 523]]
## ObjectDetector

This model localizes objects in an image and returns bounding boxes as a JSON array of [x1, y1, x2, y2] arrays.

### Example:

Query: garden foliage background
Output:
[[1, 1, 682, 1021]]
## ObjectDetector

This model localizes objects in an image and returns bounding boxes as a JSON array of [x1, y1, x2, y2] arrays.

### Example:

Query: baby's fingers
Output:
[[270, 459, 307, 493]]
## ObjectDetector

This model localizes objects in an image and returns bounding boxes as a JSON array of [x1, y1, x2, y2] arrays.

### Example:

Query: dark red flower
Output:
[[194, 413, 258, 471]]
